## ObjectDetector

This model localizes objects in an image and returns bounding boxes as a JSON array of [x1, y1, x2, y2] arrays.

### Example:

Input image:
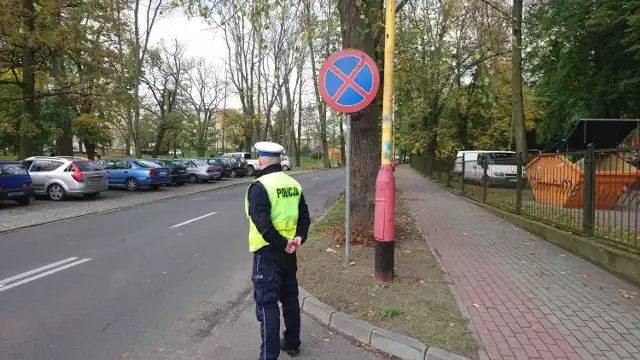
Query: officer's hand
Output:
[[293, 237, 303, 247], [285, 240, 298, 254]]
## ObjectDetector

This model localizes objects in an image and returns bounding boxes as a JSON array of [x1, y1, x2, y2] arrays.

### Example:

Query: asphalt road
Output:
[[0, 168, 383, 360]]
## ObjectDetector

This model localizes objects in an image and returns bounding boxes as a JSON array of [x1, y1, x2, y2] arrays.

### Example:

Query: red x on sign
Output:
[[318, 49, 380, 113]]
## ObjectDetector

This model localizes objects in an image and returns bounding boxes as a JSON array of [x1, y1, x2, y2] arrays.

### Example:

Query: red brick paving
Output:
[[396, 167, 640, 360]]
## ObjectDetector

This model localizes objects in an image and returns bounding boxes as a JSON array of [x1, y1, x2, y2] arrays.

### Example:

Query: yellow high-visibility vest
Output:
[[245, 172, 302, 252]]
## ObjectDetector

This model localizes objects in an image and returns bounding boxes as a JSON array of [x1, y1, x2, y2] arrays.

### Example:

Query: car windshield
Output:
[[135, 159, 162, 168], [74, 161, 103, 171], [192, 159, 207, 166], [0, 163, 28, 176]]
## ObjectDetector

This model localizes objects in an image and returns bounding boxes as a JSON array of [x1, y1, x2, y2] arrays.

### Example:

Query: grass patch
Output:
[[297, 193, 478, 359]]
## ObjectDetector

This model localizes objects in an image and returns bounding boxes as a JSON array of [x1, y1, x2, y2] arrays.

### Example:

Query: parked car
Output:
[[222, 152, 260, 176], [280, 155, 292, 171], [145, 159, 189, 185], [201, 157, 247, 178], [104, 159, 171, 191], [196, 157, 231, 177], [175, 159, 222, 183], [0, 161, 34, 205], [22, 156, 108, 201]]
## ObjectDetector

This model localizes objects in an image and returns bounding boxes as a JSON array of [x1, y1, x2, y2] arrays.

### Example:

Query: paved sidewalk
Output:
[[396, 166, 640, 360]]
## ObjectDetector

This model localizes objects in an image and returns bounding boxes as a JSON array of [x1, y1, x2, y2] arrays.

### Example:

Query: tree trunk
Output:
[[339, 0, 381, 223], [305, 0, 330, 168], [512, 0, 528, 163], [297, 76, 303, 167], [153, 128, 167, 158], [19, 0, 38, 159], [84, 140, 96, 159]]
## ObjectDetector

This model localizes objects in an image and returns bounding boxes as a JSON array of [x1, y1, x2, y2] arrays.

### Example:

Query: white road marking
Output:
[[0, 258, 92, 293], [169, 212, 218, 229], [312, 177, 319, 180], [0, 257, 78, 286]]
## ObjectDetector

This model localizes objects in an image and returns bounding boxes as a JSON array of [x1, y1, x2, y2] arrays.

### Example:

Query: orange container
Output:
[[525, 154, 637, 210]]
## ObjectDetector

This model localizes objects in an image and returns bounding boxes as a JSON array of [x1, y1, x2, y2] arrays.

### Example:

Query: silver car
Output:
[[177, 159, 222, 183], [22, 156, 108, 201]]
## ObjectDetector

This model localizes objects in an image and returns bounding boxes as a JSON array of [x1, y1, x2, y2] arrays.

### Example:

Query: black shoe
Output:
[[280, 338, 300, 357]]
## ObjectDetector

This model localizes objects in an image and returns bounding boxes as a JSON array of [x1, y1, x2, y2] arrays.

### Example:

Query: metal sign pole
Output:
[[345, 113, 351, 262]]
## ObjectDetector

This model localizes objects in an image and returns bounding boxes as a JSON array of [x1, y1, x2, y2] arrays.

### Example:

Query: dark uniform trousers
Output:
[[252, 250, 301, 360]]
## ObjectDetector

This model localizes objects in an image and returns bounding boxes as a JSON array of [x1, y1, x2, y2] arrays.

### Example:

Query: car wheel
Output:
[[188, 174, 198, 183], [149, 185, 159, 190], [282, 165, 290, 171], [230, 170, 237, 178], [247, 166, 255, 176], [125, 178, 140, 191], [16, 197, 30, 206], [84, 193, 100, 198], [47, 184, 66, 201]]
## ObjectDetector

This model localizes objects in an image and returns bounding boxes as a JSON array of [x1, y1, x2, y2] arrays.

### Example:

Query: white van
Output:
[[453, 150, 520, 185]]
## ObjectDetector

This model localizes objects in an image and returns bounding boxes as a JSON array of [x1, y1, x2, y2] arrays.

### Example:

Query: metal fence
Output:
[[410, 146, 640, 251]]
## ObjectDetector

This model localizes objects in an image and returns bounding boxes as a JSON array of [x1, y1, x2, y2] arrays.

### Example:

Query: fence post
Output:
[[426, 157, 433, 177], [481, 157, 489, 204], [460, 154, 465, 195], [582, 144, 596, 235], [445, 163, 452, 188], [516, 153, 523, 215]]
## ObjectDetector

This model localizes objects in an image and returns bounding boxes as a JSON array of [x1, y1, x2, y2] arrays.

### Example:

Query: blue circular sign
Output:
[[316, 146, 322, 152]]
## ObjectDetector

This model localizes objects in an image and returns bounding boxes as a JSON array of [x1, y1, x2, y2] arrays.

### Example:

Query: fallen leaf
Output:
[[472, 304, 481, 308], [326, 248, 337, 253], [599, 284, 606, 289], [521, 261, 526, 263], [154, 347, 165, 353], [583, 275, 591, 278], [349, 261, 356, 265], [618, 289, 627, 294], [449, 322, 455, 327], [560, 254, 565, 257], [524, 242, 530, 245], [623, 294, 634, 299], [120, 353, 131, 359]]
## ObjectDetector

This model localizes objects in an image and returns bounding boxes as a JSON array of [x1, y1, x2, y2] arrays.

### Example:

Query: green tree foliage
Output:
[[526, 0, 640, 143]]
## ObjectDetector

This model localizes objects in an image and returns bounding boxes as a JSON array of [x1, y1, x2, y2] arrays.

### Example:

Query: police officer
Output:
[[246, 141, 311, 360]]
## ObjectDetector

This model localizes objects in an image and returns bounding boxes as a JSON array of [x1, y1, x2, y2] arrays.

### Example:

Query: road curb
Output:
[[299, 286, 471, 360], [0, 168, 333, 235]]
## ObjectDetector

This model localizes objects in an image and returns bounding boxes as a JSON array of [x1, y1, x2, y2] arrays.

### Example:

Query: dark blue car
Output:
[[0, 161, 35, 205], [104, 159, 172, 191]]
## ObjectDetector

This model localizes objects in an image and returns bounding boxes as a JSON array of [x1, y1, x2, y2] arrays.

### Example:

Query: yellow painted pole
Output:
[[381, 0, 396, 165], [373, 0, 396, 282], [392, 94, 396, 163]]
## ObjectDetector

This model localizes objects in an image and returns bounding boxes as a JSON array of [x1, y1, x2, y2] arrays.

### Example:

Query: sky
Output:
[[149, 10, 243, 109]]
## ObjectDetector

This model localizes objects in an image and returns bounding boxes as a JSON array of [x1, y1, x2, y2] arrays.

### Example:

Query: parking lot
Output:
[[0, 170, 312, 232]]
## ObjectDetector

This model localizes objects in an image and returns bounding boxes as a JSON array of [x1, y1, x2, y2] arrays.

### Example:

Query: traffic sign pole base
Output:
[[374, 164, 395, 282]]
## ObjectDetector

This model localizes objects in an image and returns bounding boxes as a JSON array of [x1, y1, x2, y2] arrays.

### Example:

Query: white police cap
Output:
[[254, 141, 284, 157]]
